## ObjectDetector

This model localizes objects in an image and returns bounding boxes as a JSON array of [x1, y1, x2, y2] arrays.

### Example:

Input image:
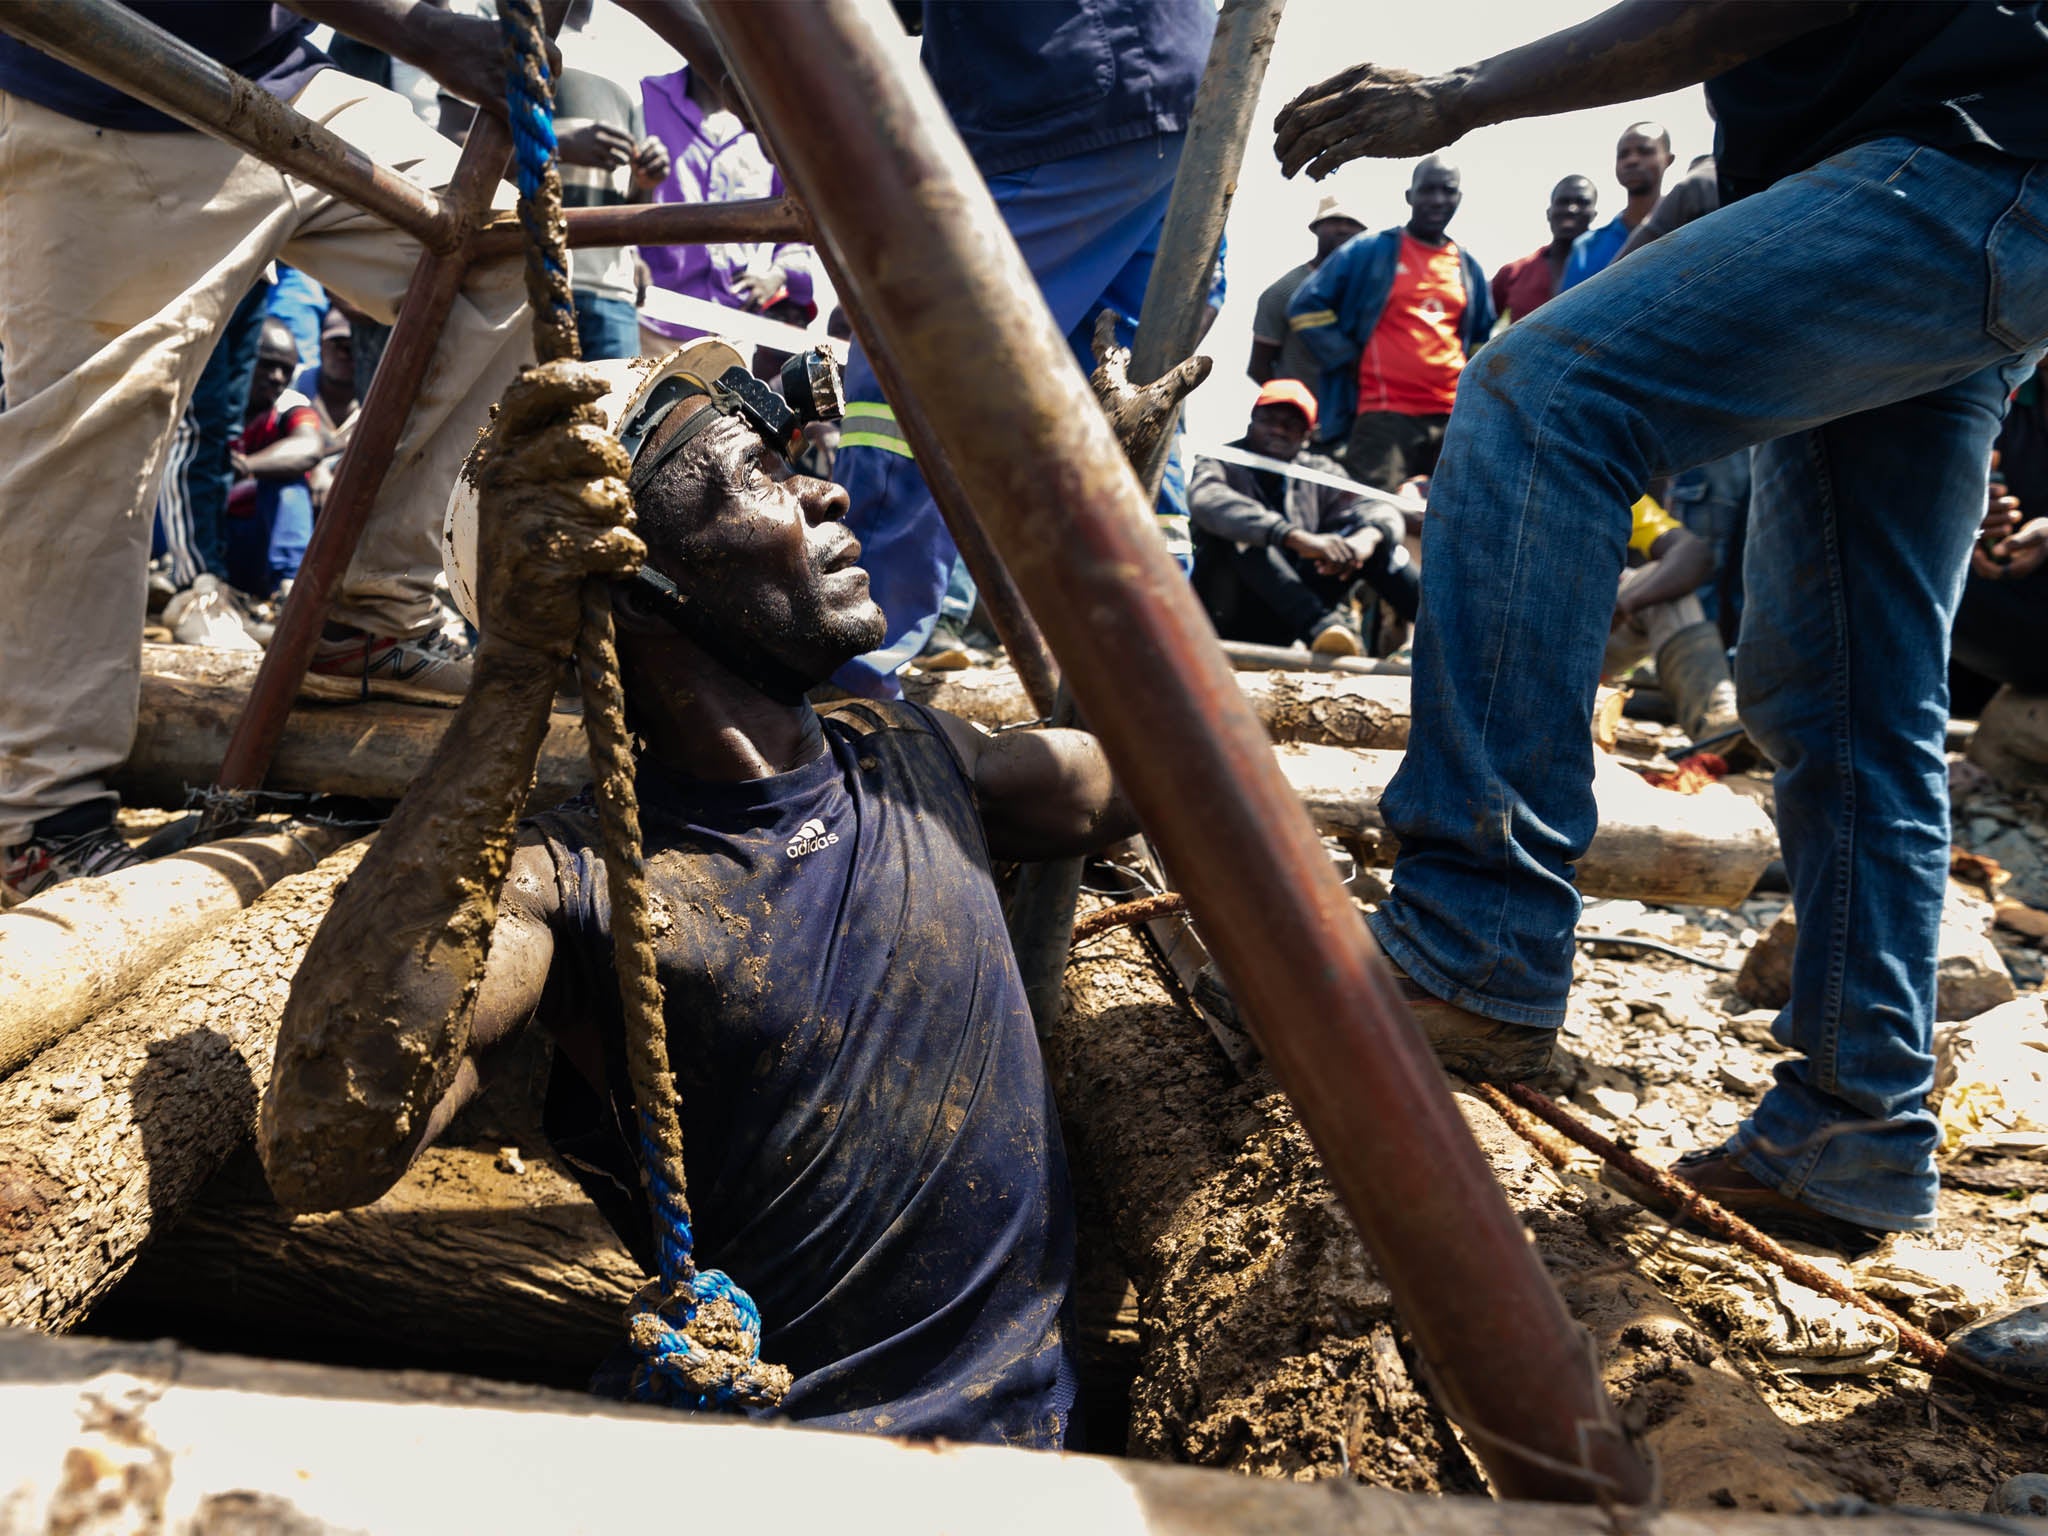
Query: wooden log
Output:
[[0, 843, 368, 1331], [909, 663, 1624, 755], [1219, 637, 1410, 677], [1048, 921, 1843, 1509], [0, 1327, 1971, 1536], [93, 1143, 641, 1382], [0, 823, 346, 1077], [1283, 745, 1777, 907], [114, 645, 587, 809]]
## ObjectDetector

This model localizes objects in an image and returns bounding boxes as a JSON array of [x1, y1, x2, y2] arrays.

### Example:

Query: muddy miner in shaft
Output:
[[259, 336, 1202, 1445]]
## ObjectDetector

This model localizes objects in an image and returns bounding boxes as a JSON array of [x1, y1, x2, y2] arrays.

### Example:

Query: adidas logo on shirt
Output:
[[785, 816, 840, 859]]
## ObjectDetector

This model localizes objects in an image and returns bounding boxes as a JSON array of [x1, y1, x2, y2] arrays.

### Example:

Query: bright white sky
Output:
[[532, 1, 1716, 444]]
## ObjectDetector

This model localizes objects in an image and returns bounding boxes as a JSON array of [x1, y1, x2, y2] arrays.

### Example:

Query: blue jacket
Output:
[[1287, 227, 1495, 447], [922, 0, 1215, 175]]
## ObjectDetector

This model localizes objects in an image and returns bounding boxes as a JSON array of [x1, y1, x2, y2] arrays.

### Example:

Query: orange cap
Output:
[[1253, 378, 1318, 431]]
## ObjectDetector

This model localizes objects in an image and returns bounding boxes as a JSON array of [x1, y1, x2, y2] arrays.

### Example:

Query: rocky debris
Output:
[[1736, 881, 2017, 1022], [1968, 687, 2048, 793]]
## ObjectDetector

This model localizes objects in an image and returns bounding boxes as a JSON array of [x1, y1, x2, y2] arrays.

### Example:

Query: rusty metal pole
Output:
[[0, 0, 457, 250], [474, 197, 812, 256], [213, 119, 514, 795], [1128, 0, 1287, 497], [702, 0, 1652, 1504]]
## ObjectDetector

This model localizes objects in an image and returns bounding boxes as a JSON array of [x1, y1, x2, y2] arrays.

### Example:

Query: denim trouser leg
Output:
[[1728, 379, 2010, 1229], [1369, 138, 2048, 1229]]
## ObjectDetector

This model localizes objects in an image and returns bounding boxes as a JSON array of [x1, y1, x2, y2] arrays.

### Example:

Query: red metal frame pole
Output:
[[472, 197, 812, 257], [703, 0, 1651, 1504], [213, 118, 513, 795], [0, 0, 457, 251]]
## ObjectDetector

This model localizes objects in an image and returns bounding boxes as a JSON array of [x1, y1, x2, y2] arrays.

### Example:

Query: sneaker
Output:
[[3, 812, 147, 907], [302, 625, 473, 706], [1599, 1148, 1885, 1257], [162, 574, 262, 652], [1309, 612, 1364, 658]]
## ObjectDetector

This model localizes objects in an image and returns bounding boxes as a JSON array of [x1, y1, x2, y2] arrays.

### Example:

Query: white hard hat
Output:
[[441, 337, 748, 630]]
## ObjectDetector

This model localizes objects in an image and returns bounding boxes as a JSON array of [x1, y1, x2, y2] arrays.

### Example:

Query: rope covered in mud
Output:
[[501, 0, 788, 1411], [1477, 1081, 1947, 1369]]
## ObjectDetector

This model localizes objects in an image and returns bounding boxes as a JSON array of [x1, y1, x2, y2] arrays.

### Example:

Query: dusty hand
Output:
[[732, 266, 786, 311], [1286, 527, 1357, 572], [557, 120, 635, 170], [1976, 515, 2048, 581], [469, 361, 643, 658], [631, 134, 672, 190], [1087, 310, 1212, 470], [1274, 63, 1469, 180]]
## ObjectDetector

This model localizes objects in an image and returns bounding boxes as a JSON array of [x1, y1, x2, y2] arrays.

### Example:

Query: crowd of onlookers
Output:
[[1202, 117, 2048, 736]]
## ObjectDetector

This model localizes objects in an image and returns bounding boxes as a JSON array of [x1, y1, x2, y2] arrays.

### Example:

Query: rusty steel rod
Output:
[[213, 117, 514, 795], [471, 196, 810, 257], [1128, 0, 1287, 498], [0, 0, 458, 252], [703, 0, 1652, 1504]]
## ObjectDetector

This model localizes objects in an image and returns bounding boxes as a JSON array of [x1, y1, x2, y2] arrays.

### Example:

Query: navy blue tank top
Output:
[[524, 701, 1074, 1446]]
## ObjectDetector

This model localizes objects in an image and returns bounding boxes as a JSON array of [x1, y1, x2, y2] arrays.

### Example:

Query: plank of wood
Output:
[[5, 1326, 1960, 1536]]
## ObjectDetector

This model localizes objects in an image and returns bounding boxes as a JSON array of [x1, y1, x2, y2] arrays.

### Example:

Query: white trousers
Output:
[[0, 70, 530, 841]]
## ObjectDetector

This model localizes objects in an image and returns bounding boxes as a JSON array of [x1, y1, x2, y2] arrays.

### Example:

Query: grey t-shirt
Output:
[[1252, 261, 1322, 389], [555, 64, 643, 304]]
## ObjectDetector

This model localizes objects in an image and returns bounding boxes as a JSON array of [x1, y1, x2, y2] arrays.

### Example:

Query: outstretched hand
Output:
[[469, 362, 642, 658], [1273, 63, 1469, 179], [1086, 310, 1212, 470]]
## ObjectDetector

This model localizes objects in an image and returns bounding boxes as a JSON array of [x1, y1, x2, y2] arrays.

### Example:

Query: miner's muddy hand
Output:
[[1087, 311, 1211, 472], [469, 361, 642, 659], [1274, 64, 1470, 179]]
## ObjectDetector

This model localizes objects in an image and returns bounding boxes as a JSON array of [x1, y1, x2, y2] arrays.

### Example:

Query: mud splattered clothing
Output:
[[526, 700, 1076, 1445]]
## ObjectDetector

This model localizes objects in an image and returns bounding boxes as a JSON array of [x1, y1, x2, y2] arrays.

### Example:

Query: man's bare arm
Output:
[[259, 363, 641, 1214], [1274, 1, 1855, 180], [283, 2, 529, 117], [930, 713, 1138, 864]]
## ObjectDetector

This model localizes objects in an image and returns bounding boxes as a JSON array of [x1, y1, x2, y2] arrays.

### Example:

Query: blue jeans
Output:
[[1371, 139, 2048, 1232], [573, 290, 640, 361], [832, 133, 1198, 697], [226, 479, 313, 597]]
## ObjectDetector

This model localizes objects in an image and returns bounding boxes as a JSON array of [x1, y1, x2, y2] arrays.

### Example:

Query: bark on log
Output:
[[1049, 920, 1843, 1509], [0, 823, 346, 1077], [115, 645, 587, 809], [95, 1143, 640, 1381], [919, 664, 1632, 756], [1, 1328, 1971, 1536], [0, 843, 368, 1331], [1281, 745, 1778, 907]]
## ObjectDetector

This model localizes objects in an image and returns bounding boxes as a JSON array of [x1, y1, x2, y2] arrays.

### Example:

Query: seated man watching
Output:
[[225, 318, 325, 598], [260, 340, 1190, 1445], [1604, 495, 1742, 749], [1190, 379, 1414, 657]]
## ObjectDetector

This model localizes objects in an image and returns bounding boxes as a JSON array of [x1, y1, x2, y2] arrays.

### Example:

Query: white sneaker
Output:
[[162, 575, 262, 652]]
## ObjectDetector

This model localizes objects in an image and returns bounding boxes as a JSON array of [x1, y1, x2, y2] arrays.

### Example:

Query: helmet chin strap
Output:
[[627, 567, 817, 709]]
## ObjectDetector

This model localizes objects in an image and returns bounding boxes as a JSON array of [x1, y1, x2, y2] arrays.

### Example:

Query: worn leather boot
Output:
[[1601, 1148, 1885, 1257]]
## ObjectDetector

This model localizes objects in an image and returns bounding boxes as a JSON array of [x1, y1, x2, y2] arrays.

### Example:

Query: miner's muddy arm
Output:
[[1275, 0, 1856, 178], [260, 364, 641, 1214]]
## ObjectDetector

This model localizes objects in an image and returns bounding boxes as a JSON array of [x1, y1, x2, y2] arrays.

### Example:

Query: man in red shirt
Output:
[[226, 319, 325, 598], [1490, 175, 1596, 326], [1287, 156, 1495, 490]]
